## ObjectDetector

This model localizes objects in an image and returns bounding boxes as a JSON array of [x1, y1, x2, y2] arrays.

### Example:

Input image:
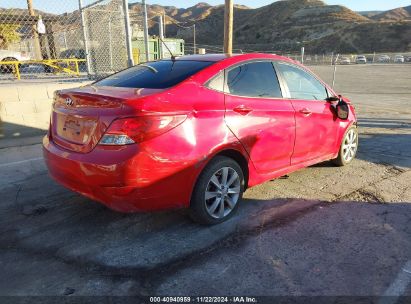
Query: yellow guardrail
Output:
[[0, 58, 87, 80]]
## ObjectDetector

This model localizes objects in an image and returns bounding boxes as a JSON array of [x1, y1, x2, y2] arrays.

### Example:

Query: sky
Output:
[[2, 0, 411, 14]]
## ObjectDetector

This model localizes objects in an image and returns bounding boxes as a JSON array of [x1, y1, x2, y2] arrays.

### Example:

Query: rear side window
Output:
[[95, 60, 215, 89], [277, 63, 328, 100], [226, 61, 282, 98], [206, 71, 224, 92]]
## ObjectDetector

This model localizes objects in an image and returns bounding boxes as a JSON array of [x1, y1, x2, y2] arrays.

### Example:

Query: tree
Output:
[[0, 24, 21, 49]]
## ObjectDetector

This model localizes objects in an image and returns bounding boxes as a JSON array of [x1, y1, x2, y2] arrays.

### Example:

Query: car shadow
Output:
[[1, 178, 411, 296], [0, 121, 46, 148]]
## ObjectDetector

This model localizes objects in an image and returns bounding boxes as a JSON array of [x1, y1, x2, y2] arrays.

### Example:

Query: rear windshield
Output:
[[94, 60, 215, 89]]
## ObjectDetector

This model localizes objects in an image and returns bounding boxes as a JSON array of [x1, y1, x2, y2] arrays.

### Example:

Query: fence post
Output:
[[108, 14, 113, 70], [142, 0, 150, 62], [78, 0, 91, 76], [158, 15, 164, 59], [301, 46, 304, 64], [122, 0, 134, 67], [193, 24, 196, 55], [332, 54, 340, 89]]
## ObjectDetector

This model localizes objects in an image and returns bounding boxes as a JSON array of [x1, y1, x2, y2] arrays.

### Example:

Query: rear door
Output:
[[275, 62, 339, 164], [223, 60, 296, 175]]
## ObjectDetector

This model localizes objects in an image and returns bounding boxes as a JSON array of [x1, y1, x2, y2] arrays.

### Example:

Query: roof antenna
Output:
[[158, 36, 176, 61]]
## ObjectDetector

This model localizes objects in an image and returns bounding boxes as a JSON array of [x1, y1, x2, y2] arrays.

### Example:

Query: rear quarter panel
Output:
[[129, 81, 249, 208]]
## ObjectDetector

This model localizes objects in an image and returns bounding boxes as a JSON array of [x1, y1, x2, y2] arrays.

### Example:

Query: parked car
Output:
[[394, 55, 405, 63], [339, 57, 351, 65], [405, 56, 411, 63], [0, 49, 30, 73], [59, 49, 86, 60], [43, 53, 358, 224], [60, 49, 87, 72], [355, 55, 367, 64], [377, 54, 391, 63]]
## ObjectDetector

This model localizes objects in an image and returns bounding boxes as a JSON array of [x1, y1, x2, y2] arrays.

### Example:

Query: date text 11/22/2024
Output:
[[149, 296, 257, 303]]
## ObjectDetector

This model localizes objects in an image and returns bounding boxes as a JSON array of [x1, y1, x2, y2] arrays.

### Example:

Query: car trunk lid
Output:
[[51, 86, 165, 153]]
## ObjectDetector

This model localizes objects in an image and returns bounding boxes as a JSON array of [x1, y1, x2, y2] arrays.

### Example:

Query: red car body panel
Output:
[[224, 93, 296, 174], [43, 53, 357, 212]]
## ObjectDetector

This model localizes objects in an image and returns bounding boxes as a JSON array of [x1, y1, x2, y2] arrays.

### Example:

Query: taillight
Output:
[[99, 115, 187, 145]]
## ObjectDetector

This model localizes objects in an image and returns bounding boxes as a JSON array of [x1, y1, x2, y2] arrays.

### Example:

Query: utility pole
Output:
[[142, 0, 150, 62], [26, 0, 42, 60], [163, 12, 166, 37], [223, 0, 233, 54], [193, 24, 196, 55], [158, 15, 164, 59], [122, 0, 134, 67]]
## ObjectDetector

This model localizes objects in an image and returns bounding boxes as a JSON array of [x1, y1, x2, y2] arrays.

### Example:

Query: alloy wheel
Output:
[[204, 167, 241, 219], [342, 128, 358, 163]]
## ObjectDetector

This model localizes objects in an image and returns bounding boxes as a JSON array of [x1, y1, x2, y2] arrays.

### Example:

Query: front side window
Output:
[[95, 60, 215, 89], [277, 63, 328, 100], [226, 61, 282, 98]]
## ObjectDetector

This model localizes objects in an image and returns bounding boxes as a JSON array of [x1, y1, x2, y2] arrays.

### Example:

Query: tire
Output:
[[332, 126, 359, 166], [189, 156, 245, 225]]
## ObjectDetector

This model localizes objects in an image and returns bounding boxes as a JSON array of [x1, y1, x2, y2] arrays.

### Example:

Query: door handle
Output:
[[299, 108, 312, 116], [233, 105, 253, 115]]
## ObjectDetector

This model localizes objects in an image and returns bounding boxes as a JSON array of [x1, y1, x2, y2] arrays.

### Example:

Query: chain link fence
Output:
[[178, 43, 411, 66], [0, 0, 132, 81], [302, 52, 411, 66]]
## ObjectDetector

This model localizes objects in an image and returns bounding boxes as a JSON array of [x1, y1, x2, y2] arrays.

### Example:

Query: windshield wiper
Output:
[[139, 64, 158, 73]]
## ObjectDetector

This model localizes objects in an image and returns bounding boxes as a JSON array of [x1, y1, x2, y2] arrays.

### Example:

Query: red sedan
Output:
[[43, 53, 358, 224]]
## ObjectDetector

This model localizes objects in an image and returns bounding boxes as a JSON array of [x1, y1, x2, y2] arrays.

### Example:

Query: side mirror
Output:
[[336, 100, 349, 120], [327, 95, 349, 120]]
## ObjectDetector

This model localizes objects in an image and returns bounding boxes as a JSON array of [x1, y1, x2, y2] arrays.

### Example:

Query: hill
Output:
[[128, 0, 411, 53], [371, 5, 411, 21], [358, 11, 382, 18], [128, 2, 250, 22]]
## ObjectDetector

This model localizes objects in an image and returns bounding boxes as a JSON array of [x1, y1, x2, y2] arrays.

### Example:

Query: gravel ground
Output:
[[0, 64, 410, 300]]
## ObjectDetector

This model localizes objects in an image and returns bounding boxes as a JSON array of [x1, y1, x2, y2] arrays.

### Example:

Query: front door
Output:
[[275, 62, 339, 164], [224, 61, 296, 175]]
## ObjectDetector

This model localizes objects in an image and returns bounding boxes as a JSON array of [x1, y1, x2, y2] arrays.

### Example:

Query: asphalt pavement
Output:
[[0, 64, 410, 300]]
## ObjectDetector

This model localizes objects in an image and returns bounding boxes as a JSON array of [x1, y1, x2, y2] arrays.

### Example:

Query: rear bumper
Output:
[[43, 136, 195, 212]]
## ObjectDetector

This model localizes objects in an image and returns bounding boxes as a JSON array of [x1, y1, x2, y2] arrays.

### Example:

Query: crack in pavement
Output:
[[332, 164, 410, 203]]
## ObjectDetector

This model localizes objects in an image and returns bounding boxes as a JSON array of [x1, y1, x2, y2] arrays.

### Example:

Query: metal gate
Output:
[[81, 0, 129, 77]]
